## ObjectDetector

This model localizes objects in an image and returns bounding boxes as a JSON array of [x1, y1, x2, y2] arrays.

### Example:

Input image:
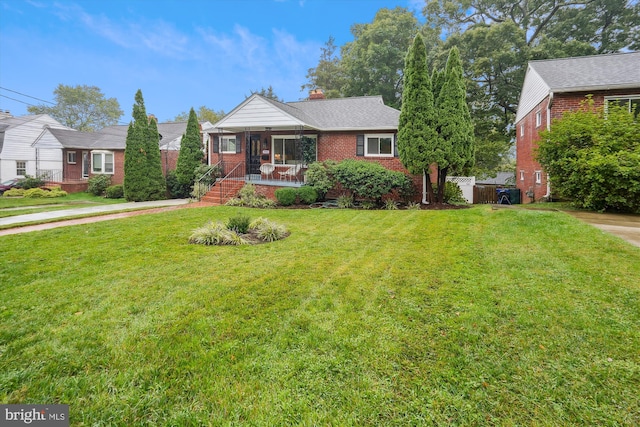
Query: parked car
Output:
[[0, 178, 23, 195]]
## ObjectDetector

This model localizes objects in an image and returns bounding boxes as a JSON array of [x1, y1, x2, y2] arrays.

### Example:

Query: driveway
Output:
[[566, 211, 640, 248]]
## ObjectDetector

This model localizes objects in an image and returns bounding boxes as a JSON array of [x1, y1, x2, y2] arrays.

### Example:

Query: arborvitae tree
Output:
[[145, 116, 167, 200], [124, 89, 166, 201], [435, 46, 475, 202], [397, 33, 441, 203], [175, 107, 204, 188]]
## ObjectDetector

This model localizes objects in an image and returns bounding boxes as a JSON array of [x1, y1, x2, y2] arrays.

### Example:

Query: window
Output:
[[91, 151, 114, 174], [221, 136, 237, 153], [16, 161, 26, 176], [67, 151, 77, 164], [272, 135, 317, 164], [520, 124, 524, 137], [535, 171, 542, 184], [605, 95, 640, 118], [520, 170, 525, 181], [365, 134, 394, 157], [535, 111, 542, 127]]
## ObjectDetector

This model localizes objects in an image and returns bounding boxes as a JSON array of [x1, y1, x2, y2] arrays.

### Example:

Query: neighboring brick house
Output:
[[208, 91, 431, 201], [515, 51, 640, 203], [33, 120, 213, 192]]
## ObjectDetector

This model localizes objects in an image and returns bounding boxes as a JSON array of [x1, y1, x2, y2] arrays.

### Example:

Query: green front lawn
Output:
[[1, 206, 638, 425]]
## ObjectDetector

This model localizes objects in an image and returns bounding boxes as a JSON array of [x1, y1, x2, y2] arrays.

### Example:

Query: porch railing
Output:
[[36, 169, 88, 184], [194, 161, 222, 196], [216, 161, 245, 201]]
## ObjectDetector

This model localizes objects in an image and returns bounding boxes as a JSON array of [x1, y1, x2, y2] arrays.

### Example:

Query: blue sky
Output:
[[0, 0, 422, 124]]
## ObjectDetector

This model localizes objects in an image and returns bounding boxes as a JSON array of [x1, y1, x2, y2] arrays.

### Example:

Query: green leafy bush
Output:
[[332, 159, 411, 203], [3, 188, 24, 197], [360, 200, 376, 210], [304, 161, 336, 199], [227, 215, 251, 234], [87, 174, 112, 196], [16, 175, 44, 190], [406, 201, 422, 210], [226, 183, 276, 208], [443, 181, 466, 204], [166, 170, 191, 199], [190, 182, 210, 200], [105, 185, 124, 199], [23, 188, 49, 198], [194, 164, 220, 186], [275, 188, 297, 206], [297, 186, 318, 204], [537, 101, 640, 212]]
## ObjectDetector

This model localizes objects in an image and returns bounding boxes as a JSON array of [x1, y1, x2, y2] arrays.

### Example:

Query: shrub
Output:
[[227, 215, 251, 234], [42, 188, 67, 198], [297, 186, 318, 204], [443, 181, 466, 204], [194, 164, 220, 186], [406, 201, 422, 210], [190, 182, 210, 200], [360, 200, 377, 210], [384, 199, 399, 210], [337, 195, 354, 209], [275, 188, 297, 206], [304, 161, 336, 199], [166, 170, 191, 199], [188, 221, 248, 246], [332, 159, 410, 203], [87, 174, 112, 196], [3, 188, 25, 197], [226, 183, 276, 208], [249, 217, 288, 242], [16, 175, 44, 190], [105, 185, 124, 199]]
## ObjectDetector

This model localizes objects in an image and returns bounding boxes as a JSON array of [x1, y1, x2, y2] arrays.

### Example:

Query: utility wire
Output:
[[0, 86, 55, 105]]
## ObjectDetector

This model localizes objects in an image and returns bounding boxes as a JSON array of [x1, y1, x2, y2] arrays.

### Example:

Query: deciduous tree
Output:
[[27, 84, 123, 131]]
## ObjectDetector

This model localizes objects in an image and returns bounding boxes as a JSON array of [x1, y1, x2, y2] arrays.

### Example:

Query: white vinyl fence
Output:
[[446, 176, 475, 203]]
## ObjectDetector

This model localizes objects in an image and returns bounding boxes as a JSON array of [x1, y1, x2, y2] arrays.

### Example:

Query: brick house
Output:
[[206, 91, 432, 202], [515, 51, 640, 203], [33, 120, 213, 192]]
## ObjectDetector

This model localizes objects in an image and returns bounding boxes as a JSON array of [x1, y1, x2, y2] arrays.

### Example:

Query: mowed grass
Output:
[[0, 206, 638, 425], [0, 193, 126, 218]]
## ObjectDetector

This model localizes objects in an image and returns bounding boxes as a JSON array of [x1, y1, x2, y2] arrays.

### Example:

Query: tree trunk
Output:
[[437, 166, 449, 204], [424, 169, 435, 204]]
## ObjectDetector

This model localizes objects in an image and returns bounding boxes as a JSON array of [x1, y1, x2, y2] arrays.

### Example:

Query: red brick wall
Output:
[[517, 89, 640, 203]]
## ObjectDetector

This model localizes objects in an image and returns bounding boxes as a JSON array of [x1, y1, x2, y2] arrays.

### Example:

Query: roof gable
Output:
[[516, 51, 640, 123], [214, 95, 308, 131]]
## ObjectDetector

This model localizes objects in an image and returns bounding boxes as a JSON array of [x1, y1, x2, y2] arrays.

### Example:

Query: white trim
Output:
[[220, 135, 237, 154], [16, 161, 27, 176], [91, 150, 114, 175], [604, 94, 640, 114], [520, 123, 524, 137], [365, 133, 394, 157], [271, 134, 317, 164], [535, 110, 542, 128], [67, 151, 77, 164], [534, 170, 542, 184], [520, 170, 525, 181]]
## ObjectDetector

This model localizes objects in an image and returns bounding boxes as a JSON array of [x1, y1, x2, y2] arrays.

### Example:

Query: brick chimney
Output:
[[309, 88, 325, 100]]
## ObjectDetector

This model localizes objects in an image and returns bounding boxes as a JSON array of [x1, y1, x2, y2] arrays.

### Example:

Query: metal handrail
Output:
[[217, 161, 245, 201], [194, 161, 221, 199]]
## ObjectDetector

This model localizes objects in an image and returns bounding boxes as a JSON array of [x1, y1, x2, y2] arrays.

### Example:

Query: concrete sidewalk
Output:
[[0, 199, 190, 228]]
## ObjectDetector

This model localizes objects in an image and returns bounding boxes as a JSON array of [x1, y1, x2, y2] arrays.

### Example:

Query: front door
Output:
[[247, 134, 262, 175]]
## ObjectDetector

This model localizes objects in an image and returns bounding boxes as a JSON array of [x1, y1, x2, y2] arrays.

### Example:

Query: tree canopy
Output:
[[27, 84, 123, 132], [302, 1, 638, 177], [174, 106, 224, 124]]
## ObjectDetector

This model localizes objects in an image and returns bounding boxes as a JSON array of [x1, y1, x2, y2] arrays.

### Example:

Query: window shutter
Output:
[[236, 137, 242, 154], [213, 136, 219, 153], [393, 134, 398, 157], [356, 134, 364, 156]]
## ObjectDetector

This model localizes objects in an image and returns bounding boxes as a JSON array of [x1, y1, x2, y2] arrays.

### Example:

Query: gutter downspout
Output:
[[422, 170, 430, 204], [543, 92, 553, 199]]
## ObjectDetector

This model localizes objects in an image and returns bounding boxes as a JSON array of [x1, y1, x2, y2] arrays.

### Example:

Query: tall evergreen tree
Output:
[[175, 107, 204, 187], [435, 46, 475, 202], [397, 33, 440, 203], [123, 89, 166, 202], [145, 116, 167, 200]]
